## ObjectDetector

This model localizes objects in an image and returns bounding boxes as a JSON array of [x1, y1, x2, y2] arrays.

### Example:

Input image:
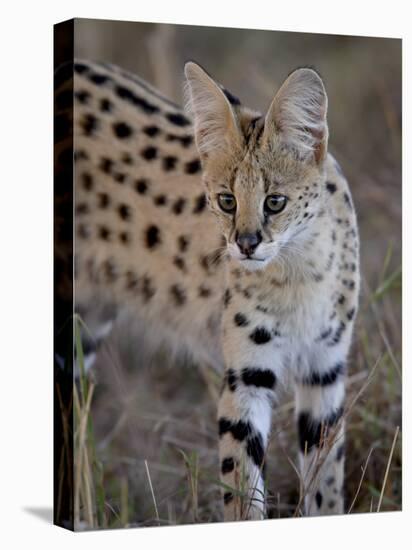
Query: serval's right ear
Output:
[[184, 62, 243, 162]]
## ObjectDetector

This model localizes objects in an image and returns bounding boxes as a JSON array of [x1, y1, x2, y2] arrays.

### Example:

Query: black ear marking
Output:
[[222, 87, 241, 106]]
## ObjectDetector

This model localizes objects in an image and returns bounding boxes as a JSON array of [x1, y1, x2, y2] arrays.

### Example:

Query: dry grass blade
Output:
[[346, 354, 383, 417], [73, 381, 95, 528], [377, 426, 400, 512], [120, 477, 129, 526], [144, 459, 160, 525], [348, 446, 375, 513], [178, 449, 199, 522]]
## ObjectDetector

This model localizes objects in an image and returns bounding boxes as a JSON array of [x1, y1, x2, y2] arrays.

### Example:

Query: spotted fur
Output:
[[55, 59, 360, 522]]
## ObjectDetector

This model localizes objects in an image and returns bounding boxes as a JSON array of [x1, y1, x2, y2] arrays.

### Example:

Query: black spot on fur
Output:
[[249, 327, 272, 345], [141, 146, 158, 160], [73, 62, 88, 75], [74, 90, 90, 104], [246, 433, 265, 467], [163, 156, 178, 171], [154, 194, 168, 206], [219, 417, 250, 441], [328, 321, 346, 346], [326, 182, 337, 194], [115, 85, 159, 114], [98, 226, 111, 241], [170, 284, 186, 306], [100, 157, 113, 174], [146, 225, 161, 249], [315, 491, 323, 509], [234, 313, 249, 327], [298, 408, 343, 453], [118, 204, 131, 221], [81, 173, 93, 191], [318, 327, 333, 340], [143, 125, 161, 137], [80, 113, 99, 136], [328, 500, 336, 509], [343, 192, 353, 210], [113, 121, 133, 139], [343, 279, 356, 291], [135, 178, 149, 194], [223, 289, 232, 308], [75, 203, 89, 215], [114, 172, 126, 183], [121, 153, 133, 165], [172, 198, 186, 215], [325, 252, 335, 271], [221, 457, 235, 474], [89, 72, 110, 86], [166, 112, 191, 127], [142, 276, 156, 302], [166, 133, 193, 148], [100, 98, 113, 112], [178, 235, 190, 253], [185, 159, 201, 174], [119, 231, 130, 245], [193, 193, 207, 214], [173, 256, 186, 272], [103, 259, 117, 282], [224, 492, 234, 505], [125, 270, 138, 291], [347, 308, 356, 321], [200, 255, 212, 274], [301, 363, 345, 386], [198, 285, 211, 298], [241, 368, 276, 389], [226, 369, 237, 392]]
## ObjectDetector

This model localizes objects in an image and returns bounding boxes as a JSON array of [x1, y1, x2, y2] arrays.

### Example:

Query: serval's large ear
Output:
[[184, 62, 243, 161], [262, 68, 328, 164]]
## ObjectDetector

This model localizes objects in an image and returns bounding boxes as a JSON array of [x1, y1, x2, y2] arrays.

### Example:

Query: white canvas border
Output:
[[0, 1, 408, 548]]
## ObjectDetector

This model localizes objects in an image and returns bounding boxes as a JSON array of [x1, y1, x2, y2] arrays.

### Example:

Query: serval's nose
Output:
[[236, 231, 262, 256]]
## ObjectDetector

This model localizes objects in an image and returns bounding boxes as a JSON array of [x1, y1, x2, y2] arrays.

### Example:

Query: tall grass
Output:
[[71, 256, 401, 528]]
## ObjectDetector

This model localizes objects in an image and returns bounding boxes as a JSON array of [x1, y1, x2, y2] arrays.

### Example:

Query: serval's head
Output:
[[185, 62, 329, 271]]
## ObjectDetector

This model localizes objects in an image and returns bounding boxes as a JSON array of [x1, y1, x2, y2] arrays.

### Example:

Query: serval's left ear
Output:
[[262, 68, 328, 164], [184, 62, 243, 162]]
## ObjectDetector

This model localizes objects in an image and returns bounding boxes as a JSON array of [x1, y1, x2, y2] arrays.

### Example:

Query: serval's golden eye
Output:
[[218, 193, 237, 213], [264, 194, 288, 215]]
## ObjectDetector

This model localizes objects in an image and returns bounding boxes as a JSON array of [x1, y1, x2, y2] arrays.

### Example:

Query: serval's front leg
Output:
[[295, 350, 347, 516], [218, 309, 283, 521]]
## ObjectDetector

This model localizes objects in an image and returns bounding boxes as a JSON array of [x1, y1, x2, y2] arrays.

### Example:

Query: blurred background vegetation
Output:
[[69, 19, 401, 529]]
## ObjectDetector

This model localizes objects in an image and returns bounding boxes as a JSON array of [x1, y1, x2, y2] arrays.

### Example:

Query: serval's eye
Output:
[[218, 193, 237, 213], [264, 195, 288, 214]]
